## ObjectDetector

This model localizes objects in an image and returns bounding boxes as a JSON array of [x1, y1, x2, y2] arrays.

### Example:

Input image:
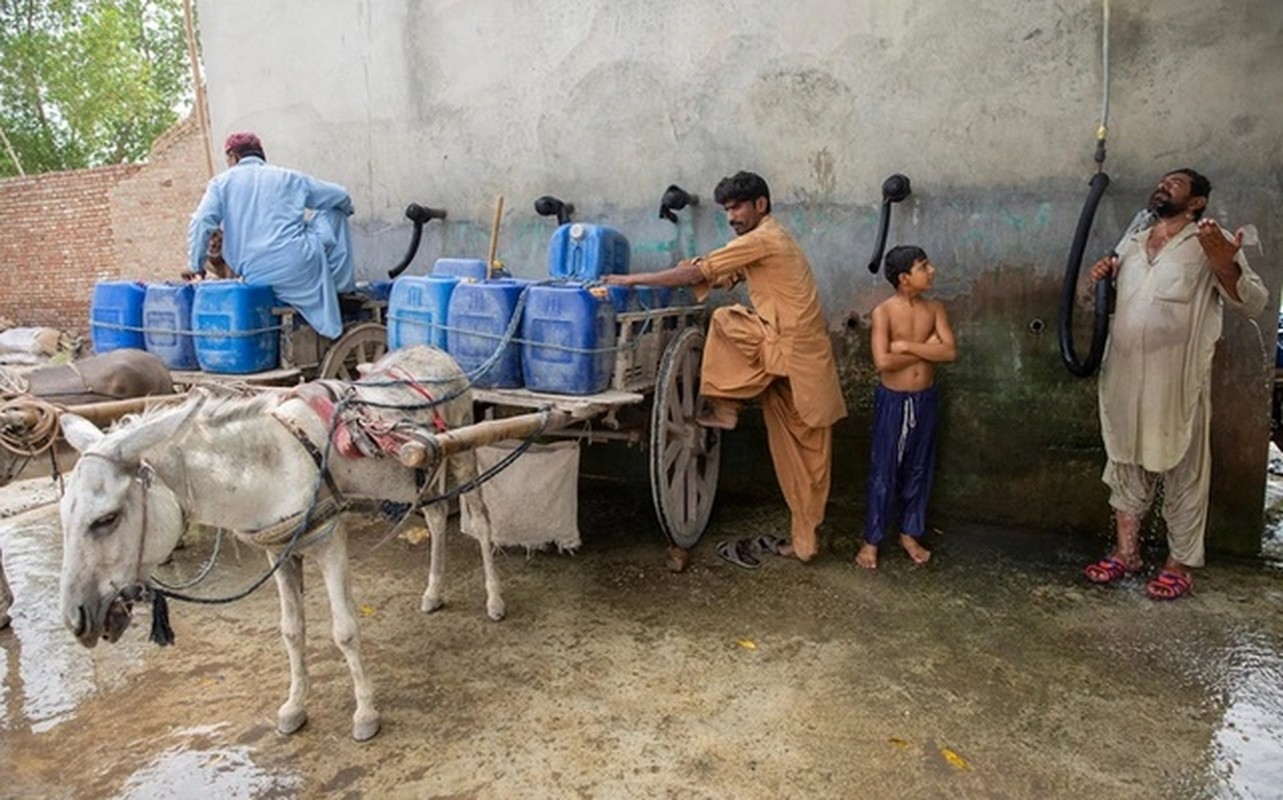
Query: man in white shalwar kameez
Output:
[[1083, 168, 1267, 600]]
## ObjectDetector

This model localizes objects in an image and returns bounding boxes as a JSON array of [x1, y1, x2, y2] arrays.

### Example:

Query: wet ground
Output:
[[2, 476, 1282, 800]]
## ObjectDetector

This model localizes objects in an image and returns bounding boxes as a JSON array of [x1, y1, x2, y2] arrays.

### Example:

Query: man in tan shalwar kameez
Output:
[[606, 172, 846, 563], [1084, 168, 1267, 600]]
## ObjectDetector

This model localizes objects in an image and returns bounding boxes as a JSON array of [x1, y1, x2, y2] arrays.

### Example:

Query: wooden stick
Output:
[[397, 409, 573, 468], [62, 395, 188, 427], [182, 0, 215, 179], [1, 394, 186, 432], [486, 195, 505, 280]]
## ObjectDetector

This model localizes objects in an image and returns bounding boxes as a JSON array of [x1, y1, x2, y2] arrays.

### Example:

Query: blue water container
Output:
[[522, 284, 617, 395], [446, 279, 527, 388], [634, 286, 671, 310], [433, 258, 490, 281], [547, 223, 630, 280], [143, 282, 198, 369], [90, 280, 146, 353], [388, 275, 458, 351], [606, 285, 633, 314], [356, 279, 394, 302], [191, 281, 279, 374]]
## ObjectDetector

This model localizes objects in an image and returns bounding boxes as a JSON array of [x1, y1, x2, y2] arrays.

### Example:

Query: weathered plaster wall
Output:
[[196, 0, 1283, 553]]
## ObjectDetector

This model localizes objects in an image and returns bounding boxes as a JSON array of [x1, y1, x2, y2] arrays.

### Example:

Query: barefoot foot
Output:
[[696, 399, 738, 430], [855, 543, 878, 570], [774, 542, 816, 563], [899, 534, 931, 566]]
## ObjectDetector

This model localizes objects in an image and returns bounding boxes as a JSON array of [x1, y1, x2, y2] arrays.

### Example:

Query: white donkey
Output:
[[57, 346, 501, 741]]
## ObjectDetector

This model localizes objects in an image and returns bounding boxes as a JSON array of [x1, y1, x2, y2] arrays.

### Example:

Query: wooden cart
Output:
[[469, 302, 722, 550]]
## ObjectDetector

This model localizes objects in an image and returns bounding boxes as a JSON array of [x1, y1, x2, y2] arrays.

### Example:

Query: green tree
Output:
[[0, 0, 191, 177]]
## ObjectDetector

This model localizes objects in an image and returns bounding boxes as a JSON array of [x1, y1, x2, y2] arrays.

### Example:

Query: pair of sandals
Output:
[[715, 535, 786, 569], [1083, 555, 1193, 601]]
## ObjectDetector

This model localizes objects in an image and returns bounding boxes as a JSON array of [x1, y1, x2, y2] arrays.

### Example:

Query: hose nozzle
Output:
[[534, 195, 574, 225]]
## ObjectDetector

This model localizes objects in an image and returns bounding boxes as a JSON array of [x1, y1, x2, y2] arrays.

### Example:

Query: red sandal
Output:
[[1083, 556, 1138, 584], [1145, 570, 1193, 601]]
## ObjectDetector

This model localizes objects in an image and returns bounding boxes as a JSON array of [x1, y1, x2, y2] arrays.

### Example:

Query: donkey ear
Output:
[[113, 393, 206, 463], [60, 413, 104, 453]]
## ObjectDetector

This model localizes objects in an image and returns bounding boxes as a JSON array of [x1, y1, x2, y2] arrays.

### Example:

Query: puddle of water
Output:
[[1211, 630, 1283, 795], [114, 744, 303, 800], [1, 509, 150, 733], [3, 510, 94, 732], [1262, 448, 1283, 560]]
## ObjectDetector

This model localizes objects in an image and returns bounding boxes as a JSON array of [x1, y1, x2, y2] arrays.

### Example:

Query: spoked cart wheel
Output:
[[649, 327, 722, 561], [319, 322, 388, 380]]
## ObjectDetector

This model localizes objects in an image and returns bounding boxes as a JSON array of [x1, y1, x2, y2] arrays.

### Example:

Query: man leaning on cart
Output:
[[605, 171, 846, 569], [184, 131, 357, 339]]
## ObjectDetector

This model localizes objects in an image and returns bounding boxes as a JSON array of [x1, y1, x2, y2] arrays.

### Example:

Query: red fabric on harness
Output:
[[380, 366, 449, 433], [290, 373, 449, 461], [294, 383, 362, 458]]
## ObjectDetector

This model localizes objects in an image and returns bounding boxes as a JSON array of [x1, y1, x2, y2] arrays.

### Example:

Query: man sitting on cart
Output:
[[605, 171, 847, 566], [185, 131, 356, 339]]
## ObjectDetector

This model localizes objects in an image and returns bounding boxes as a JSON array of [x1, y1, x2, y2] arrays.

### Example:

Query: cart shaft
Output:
[[397, 409, 574, 468]]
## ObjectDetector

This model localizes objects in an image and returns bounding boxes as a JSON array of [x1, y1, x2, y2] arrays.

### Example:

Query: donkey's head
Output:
[[58, 397, 201, 648]]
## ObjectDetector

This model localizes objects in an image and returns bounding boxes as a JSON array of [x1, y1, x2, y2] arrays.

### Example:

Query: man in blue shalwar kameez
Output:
[[186, 131, 356, 339]]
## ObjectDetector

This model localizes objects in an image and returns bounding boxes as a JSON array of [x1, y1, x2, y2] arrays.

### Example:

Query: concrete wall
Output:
[[195, 0, 1283, 553], [0, 116, 208, 334]]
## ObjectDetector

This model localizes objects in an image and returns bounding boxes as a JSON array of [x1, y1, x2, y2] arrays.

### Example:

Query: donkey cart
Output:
[[397, 300, 723, 562]]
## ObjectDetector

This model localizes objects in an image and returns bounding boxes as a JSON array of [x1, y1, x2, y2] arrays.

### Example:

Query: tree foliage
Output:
[[0, 0, 192, 177]]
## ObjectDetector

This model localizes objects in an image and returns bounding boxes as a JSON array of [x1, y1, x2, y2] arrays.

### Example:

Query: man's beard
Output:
[[1148, 190, 1182, 218]]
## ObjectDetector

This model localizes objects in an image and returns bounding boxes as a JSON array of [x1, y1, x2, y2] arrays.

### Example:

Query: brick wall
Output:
[[0, 115, 208, 337], [110, 116, 210, 283]]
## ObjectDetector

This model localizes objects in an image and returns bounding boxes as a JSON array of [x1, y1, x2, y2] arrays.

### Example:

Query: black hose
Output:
[[387, 204, 447, 279], [866, 174, 912, 273], [659, 185, 698, 224], [1058, 172, 1113, 377], [534, 196, 574, 225]]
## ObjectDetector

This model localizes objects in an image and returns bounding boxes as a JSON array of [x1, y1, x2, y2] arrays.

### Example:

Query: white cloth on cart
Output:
[[461, 439, 580, 552]]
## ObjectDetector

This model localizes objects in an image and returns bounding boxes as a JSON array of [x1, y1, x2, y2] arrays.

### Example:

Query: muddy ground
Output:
[[2, 475, 1282, 800]]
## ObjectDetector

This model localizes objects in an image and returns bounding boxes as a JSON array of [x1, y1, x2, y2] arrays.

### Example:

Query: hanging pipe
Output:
[[1057, 0, 1114, 378], [387, 203, 447, 278], [1058, 172, 1112, 377], [866, 173, 912, 273]]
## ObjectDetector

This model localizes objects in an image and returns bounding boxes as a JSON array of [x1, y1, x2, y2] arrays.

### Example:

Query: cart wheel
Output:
[[649, 327, 721, 549], [319, 323, 388, 381]]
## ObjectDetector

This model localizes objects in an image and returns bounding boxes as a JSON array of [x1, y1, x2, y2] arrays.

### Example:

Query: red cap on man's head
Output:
[[224, 131, 263, 155]]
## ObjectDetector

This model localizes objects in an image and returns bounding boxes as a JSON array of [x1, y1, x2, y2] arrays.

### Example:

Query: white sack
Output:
[[462, 439, 580, 552]]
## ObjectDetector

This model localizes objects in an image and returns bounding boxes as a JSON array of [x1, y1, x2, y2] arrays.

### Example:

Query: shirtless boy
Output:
[[856, 245, 957, 570]]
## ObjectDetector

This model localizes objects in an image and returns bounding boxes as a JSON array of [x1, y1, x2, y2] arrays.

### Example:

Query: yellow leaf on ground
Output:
[[737, 639, 757, 650], [889, 737, 911, 750], [941, 747, 972, 771], [358, 604, 377, 617]]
